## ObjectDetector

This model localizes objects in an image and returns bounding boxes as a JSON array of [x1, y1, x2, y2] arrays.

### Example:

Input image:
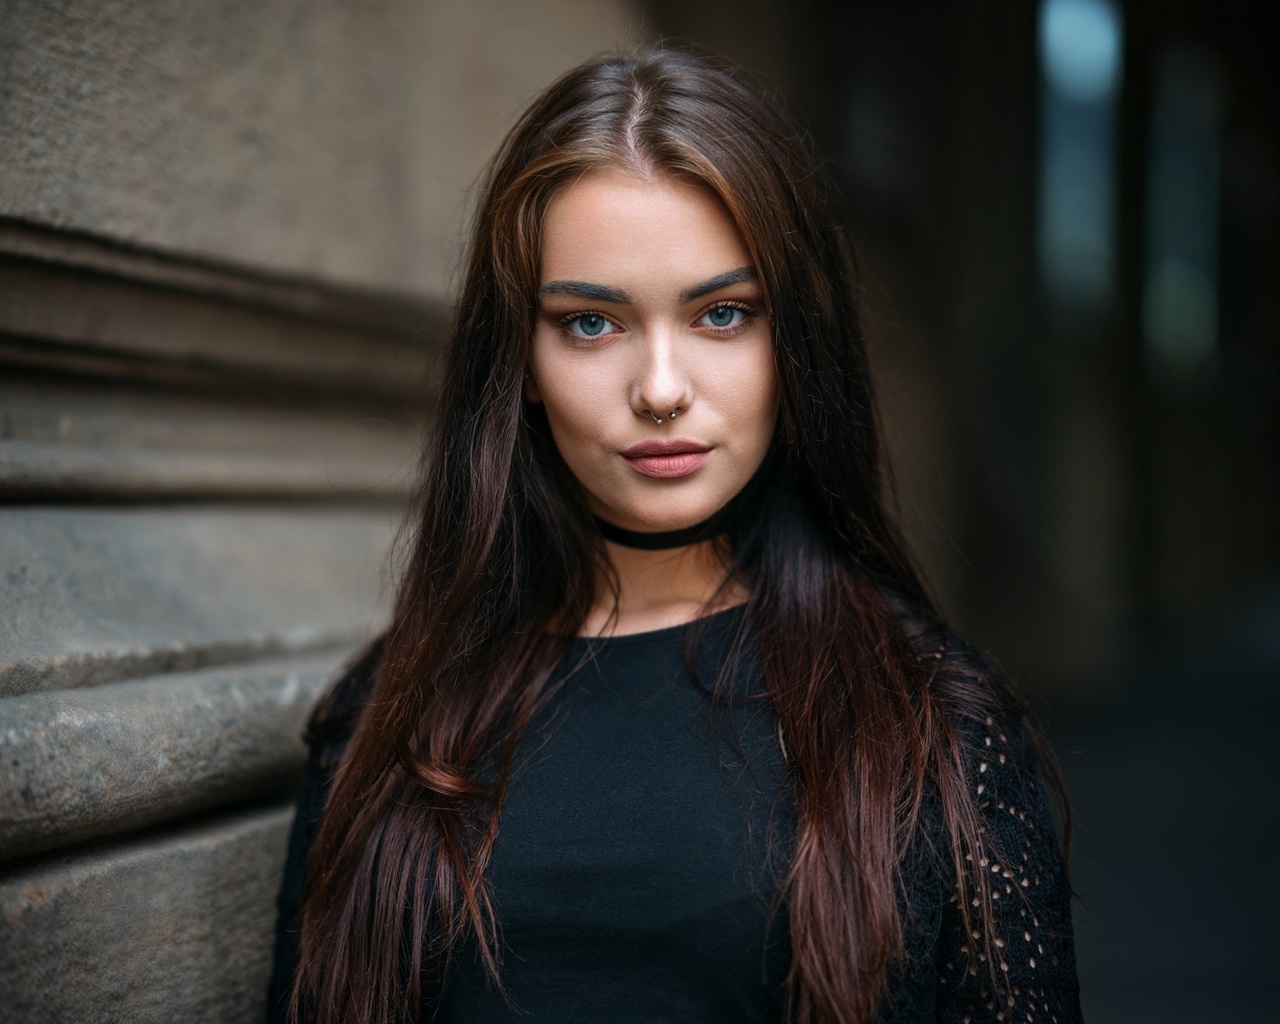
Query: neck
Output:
[[581, 532, 746, 638]]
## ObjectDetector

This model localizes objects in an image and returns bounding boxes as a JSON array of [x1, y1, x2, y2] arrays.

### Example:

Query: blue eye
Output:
[[701, 305, 745, 330], [566, 313, 614, 338]]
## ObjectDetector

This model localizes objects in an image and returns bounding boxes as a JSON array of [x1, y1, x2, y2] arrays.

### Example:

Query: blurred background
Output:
[[1, 1, 1275, 1021]]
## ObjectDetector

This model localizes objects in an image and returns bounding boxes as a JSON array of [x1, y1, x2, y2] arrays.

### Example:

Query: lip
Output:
[[620, 437, 712, 479], [621, 438, 712, 458]]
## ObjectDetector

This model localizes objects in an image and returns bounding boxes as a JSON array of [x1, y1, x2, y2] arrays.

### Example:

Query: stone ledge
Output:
[[0, 651, 354, 862], [0, 373, 420, 502], [0, 257, 439, 402], [0, 437, 412, 501], [0, 504, 395, 696], [0, 217, 438, 336], [0, 805, 291, 1024]]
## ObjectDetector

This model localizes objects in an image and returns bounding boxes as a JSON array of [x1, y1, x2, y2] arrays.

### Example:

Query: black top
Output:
[[268, 607, 1082, 1023]]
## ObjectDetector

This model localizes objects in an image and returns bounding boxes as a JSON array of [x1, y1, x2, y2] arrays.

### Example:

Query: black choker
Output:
[[594, 515, 722, 551]]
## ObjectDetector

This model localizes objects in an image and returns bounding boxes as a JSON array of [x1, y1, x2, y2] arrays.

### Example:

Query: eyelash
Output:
[[557, 311, 619, 342], [555, 301, 758, 343], [695, 300, 756, 335]]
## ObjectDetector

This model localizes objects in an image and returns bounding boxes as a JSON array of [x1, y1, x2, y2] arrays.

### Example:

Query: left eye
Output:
[[564, 313, 619, 339], [700, 305, 745, 330]]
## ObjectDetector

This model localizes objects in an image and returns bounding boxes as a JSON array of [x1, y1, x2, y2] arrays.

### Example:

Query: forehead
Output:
[[538, 169, 752, 292]]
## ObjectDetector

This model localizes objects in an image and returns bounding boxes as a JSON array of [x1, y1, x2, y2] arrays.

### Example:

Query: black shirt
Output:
[[437, 605, 791, 1022], [268, 607, 1082, 1023]]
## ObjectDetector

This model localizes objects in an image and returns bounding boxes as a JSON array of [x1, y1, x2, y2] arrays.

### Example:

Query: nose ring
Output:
[[651, 409, 678, 425]]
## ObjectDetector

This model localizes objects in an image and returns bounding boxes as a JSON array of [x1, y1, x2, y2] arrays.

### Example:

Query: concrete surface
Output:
[[0, 0, 643, 298], [0, 376, 419, 501], [0, 651, 351, 861], [0, 256, 435, 399], [0, 805, 292, 1023], [0, 505, 395, 695]]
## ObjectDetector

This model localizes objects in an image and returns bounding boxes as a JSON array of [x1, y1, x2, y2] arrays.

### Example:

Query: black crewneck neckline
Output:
[[567, 601, 748, 649]]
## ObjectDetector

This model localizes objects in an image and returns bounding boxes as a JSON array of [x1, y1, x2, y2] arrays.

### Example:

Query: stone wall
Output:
[[0, 2, 640, 1020]]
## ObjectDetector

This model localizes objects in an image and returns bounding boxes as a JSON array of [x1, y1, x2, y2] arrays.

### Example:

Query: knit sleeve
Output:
[[265, 638, 385, 1024], [933, 709, 1082, 1024]]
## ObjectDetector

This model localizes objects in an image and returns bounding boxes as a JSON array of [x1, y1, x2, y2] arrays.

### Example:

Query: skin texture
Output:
[[525, 169, 779, 635]]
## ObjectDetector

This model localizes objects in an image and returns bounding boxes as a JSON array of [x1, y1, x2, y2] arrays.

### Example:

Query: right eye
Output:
[[562, 313, 620, 339]]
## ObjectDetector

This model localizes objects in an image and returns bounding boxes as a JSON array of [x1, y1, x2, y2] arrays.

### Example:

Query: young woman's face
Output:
[[526, 169, 779, 534]]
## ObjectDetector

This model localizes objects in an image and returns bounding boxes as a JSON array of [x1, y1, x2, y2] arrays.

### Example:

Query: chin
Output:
[[599, 492, 727, 533]]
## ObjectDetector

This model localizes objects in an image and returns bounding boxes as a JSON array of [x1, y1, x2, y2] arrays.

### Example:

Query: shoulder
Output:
[[922, 628, 1061, 869], [889, 606, 1081, 1018], [887, 594, 1034, 772], [268, 636, 386, 1022], [304, 633, 387, 768], [898, 601, 1063, 885]]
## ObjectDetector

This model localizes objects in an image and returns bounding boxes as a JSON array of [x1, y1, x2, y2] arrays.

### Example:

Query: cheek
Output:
[[723, 342, 780, 444], [529, 348, 608, 459], [542, 385, 600, 440]]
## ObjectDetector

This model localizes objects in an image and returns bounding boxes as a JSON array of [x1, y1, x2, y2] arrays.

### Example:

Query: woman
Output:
[[269, 48, 1081, 1024]]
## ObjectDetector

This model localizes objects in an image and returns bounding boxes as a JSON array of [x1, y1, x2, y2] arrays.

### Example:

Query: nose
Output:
[[630, 328, 693, 425]]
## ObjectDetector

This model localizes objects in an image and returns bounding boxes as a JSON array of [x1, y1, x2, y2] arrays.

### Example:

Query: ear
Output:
[[523, 368, 542, 403]]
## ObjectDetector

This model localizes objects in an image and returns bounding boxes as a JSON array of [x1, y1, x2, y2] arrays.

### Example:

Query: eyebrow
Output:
[[538, 265, 758, 306], [680, 266, 757, 303], [538, 280, 631, 303]]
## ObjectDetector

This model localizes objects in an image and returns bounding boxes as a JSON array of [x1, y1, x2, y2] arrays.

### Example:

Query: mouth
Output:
[[620, 438, 712, 479]]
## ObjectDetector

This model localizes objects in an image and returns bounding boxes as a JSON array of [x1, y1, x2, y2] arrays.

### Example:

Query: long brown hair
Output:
[[293, 48, 1037, 1024]]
